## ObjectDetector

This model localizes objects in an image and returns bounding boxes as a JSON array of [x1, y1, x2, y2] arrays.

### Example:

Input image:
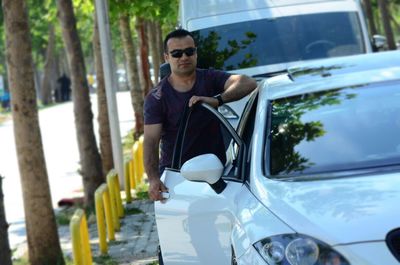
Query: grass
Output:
[[122, 129, 135, 156], [134, 182, 149, 200], [108, 239, 128, 246], [55, 207, 77, 226], [12, 253, 73, 265], [93, 254, 118, 265], [125, 206, 144, 215], [54, 205, 96, 226]]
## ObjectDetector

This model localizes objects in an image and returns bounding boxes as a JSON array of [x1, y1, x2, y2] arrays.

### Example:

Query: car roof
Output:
[[264, 50, 400, 100]]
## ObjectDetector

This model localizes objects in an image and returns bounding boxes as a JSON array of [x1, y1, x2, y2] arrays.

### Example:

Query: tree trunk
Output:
[[0, 176, 12, 265], [119, 14, 144, 139], [148, 20, 161, 84], [2, 1, 65, 264], [363, 0, 377, 36], [93, 13, 114, 174], [390, 13, 400, 36], [378, 0, 396, 50], [136, 17, 153, 97], [33, 62, 41, 101], [40, 25, 56, 105], [155, 21, 164, 66], [57, 0, 104, 207]]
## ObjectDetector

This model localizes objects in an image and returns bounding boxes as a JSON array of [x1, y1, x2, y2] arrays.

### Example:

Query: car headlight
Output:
[[254, 234, 350, 265]]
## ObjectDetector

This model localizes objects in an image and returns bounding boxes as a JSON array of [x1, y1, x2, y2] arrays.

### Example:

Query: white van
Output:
[[179, 0, 377, 124]]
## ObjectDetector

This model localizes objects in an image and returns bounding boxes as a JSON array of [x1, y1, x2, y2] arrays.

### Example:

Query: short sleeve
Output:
[[144, 88, 163, 125], [209, 69, 231, 94]]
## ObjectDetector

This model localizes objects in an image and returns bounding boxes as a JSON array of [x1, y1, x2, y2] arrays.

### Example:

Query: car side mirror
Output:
[[372, 35, 387, 52], [181, 154, 227, 194]]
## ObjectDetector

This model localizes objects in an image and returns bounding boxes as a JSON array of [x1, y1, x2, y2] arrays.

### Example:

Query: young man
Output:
[[144, 29, 257, 201]]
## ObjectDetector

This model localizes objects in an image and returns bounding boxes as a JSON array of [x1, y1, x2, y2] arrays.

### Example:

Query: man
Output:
[[57, 73, 71, 102], [144, 29, 257, 201]]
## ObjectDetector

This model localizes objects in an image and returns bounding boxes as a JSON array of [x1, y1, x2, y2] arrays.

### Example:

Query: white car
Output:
[[155, 50, 400, 265]]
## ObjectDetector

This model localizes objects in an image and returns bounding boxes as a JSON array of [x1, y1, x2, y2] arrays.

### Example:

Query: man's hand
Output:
[[188, 95, 219, 108], [148, 178, 169, 201]]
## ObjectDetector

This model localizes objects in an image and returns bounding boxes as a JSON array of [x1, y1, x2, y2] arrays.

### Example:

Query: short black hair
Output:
[[163, 28, 195, 53]]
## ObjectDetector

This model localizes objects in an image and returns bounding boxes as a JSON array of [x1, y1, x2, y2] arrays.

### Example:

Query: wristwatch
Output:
[[214, 94, 224, 106]]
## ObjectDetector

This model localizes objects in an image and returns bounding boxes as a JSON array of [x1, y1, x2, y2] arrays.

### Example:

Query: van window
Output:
[[193, 12, 365, 72]]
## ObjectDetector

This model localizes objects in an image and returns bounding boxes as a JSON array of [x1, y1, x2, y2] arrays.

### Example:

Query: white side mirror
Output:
[[181, 154, 227, 194], [372, 35, 387, 51]]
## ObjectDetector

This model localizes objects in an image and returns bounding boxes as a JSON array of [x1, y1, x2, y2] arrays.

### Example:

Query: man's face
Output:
[[165, 36, 197, 77]]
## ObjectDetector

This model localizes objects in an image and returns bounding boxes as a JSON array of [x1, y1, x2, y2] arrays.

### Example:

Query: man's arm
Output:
[[189, 74, 257, 107], [143, 123, 168, 201], [220, 74, 257, 103]]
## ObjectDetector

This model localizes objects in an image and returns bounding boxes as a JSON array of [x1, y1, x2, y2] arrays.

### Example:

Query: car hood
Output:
[[254, 171, 400, 245]]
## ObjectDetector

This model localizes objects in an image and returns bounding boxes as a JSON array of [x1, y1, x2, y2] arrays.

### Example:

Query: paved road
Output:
[[0, 91, 134, 249]]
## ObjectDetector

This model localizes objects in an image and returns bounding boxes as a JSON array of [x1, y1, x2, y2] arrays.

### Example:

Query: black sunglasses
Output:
[[169, 47, 197, 58]]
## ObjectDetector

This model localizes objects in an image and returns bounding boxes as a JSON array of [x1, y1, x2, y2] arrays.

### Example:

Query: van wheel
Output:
[[158, 245, 164, 265], [231, 246, 238, 265]]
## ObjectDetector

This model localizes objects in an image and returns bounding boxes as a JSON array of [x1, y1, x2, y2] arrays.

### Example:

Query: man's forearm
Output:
[[222, 75, 257, 103], [143, 142, 160, 182]]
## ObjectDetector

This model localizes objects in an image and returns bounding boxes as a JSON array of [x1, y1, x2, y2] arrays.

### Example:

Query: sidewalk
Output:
[[60, 199, 159, 265], [14, 199, 159, 265]]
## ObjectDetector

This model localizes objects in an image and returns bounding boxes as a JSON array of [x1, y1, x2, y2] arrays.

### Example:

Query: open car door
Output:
[[154, 103, 246, 265]]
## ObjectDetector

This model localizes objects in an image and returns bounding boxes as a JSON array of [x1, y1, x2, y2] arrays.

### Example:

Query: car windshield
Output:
[[192, 12, 365, 71], [267, 80, 400, 177]]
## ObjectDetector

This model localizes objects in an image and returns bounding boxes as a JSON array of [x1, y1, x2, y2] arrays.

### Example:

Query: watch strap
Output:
[[214, 94, 224, 106]]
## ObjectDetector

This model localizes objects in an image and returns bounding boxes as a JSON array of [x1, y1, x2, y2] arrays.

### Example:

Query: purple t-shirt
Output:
[[144, 69, 230, 171]]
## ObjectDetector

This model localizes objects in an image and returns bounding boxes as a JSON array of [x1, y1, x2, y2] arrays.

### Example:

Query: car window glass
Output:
[[180, 104, 242, 180], [267, 80, 400, 177]]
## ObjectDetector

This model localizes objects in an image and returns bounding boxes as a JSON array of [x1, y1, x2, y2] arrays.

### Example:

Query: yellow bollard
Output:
[[106, 170, 120, 231], [95, 184, 115, 255], [113, 173, 124, 218], [138, 136, 145, 182], [132, 142, 141, 187], [70, 209, 93, 265], [124, 160, 132, 203], [129, 159, 136, 190]]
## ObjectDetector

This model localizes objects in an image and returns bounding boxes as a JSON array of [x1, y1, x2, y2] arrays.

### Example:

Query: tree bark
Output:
[[93, 13, 114, 174], [155, 21, 164, 66], [119, 14, 144, 139], [378, 0, 396, 50], [2, 1, 65, 264], [148, 20, 161, 84], [40, 25, 56, 105], [0, 176, 12, 265], [57, 0, 104, 207], [136, 17, 153, 97], [363, 0, 377, 36]]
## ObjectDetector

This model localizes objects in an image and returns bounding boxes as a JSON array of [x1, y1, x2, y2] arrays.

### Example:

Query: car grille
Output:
[[387, 228, 400, 262]]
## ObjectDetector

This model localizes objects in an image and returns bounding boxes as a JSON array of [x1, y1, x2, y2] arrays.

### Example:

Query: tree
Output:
[[378, 0, 397, 49], [40, 24, 56, 105], [0, 176, 12, 265], [2, 0, 64, 264], [147, 20, 162, 83], [93, 12, 114, 174], [363, 0, 378, 36], [136, 17, 153, 97], [119, 14, 144, 138], [57, 0, 104, 207]]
